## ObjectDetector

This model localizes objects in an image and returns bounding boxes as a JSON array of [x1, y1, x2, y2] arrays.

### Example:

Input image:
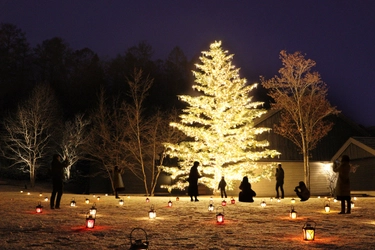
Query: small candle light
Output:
[[148, 205, 156, 219], [85, 198, 90, 204], [146, 197, 150, 203], [291, 198, 295, 204], [221, 200, 227, 206], [208, 200, 214, 212], [168, 200, 172, 207], [176, 197, 179, 201], [216, 206, 224, 224], [351, 201, 355, 208], [44, 197, 49, 202], [290, 206, 297, 219], [89, 203, 97, 217], [39, 193, 43, 197], [324, 200, 330, 212], [119, 199, 124, 205], [36, 202, 43, 213], [302, 220, 316, 241], [261, 200, 266, 207], [230, 197, 235, 204], [70, 197, 76, 207], [86, 212, 95, 228], [96, 196, 100, 201]]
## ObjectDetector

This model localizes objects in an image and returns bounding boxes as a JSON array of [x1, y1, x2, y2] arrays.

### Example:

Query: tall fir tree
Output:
[[162, 41, 280, 191]]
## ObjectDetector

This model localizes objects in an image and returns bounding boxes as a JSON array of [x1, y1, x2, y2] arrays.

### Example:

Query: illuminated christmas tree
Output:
[[162, 41, 280, 191]]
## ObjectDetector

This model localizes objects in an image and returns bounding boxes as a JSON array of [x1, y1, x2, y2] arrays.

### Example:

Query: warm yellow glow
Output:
[[162, 41, 280, 192]]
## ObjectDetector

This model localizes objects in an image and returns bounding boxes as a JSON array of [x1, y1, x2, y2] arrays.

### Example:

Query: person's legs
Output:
[[224, 189, 227, 198], [275, 183, 280, 198], [50, 190, 56, 209], [55, 183, 63, 208], [220, 189, 224, 198], [346, 197, 351, 214], [339, 198, 345, 214], [280, 185, 284, 198]]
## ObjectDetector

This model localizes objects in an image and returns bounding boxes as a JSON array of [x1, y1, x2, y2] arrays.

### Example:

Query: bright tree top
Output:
[[162, 41, 280, 191]]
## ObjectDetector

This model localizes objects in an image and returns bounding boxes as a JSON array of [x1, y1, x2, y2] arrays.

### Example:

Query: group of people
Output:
[[50, 155, 352, 214]]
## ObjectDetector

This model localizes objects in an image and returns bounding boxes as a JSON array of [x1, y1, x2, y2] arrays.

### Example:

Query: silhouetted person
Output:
[[188, 161, 201, 202], [333, 155, 351, 214], [218, 176, 227, 198], [113, 166, 125, 198], [275, 163, 284, 198], [50, 154, 68, 209], [239, 176, 256, 202], [294, 181, 310, 201]]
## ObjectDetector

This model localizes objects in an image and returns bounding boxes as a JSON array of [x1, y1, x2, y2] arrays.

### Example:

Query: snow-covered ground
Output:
[[1, 182, 375, 250]]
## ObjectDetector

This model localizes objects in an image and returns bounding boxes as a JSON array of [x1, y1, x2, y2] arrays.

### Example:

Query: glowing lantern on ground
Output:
[[261, 200, 266, 207], [44, 197, 49, 202], [85, 198, 90, 204], [36, 202, 43, 213], [270, 197, 273, 202], [333, 198, 337, 203], [146, 197, 150, 203], [129, 227, 149, 250], [208, 200, 214, 212], [324, 201, 330, 212], [168, 200, 172, 207], [290, 206, 297, 219], [351, 201, 355, 208], [39, 193, 43, 197], [86, 212, 95, 228], [216, 206, 224, 224], [221, 200, 227, 206], [230, 197, 235, 204], [89, 203, 97, 217], [277, 198, 281, 202], [291, 198, 295, 204], [354, 197, 357, 201], [176, 197, 179, 201], [96, 196, 100, 201], [210, 197, 213, 201], [148, 205, 156, 219], [119, 199, 124, 205], [302, 220, 316, 241], [70, 197, 76, 207]]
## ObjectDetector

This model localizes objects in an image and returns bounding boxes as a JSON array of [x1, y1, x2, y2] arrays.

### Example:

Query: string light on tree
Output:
[[162, 41, 280, 192]]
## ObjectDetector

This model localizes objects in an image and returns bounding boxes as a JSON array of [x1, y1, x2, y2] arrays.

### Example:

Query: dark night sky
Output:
[[2, 1, 375, 126]]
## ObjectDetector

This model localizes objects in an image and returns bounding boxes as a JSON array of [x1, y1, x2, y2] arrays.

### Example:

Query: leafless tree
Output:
[[59, 114, 91, 179], [1, 84, 60, 187], [85, 88, 131, 194], [262, 51, 340, 189]]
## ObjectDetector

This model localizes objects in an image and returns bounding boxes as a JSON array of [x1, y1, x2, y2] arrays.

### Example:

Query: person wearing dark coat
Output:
[[188, 161, 201, 202], [113, 166, 125, 198], [294, 181, 310, 201], [275, 164, 284, 198], [218, 176, 227, 198], [50, 154, 68, 209], [333, 155, 351, 214], [238, 176, 256, 202]]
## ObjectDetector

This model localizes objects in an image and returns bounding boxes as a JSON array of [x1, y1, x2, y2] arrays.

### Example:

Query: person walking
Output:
[[218, 176, 227, 198], [333, 155, 351, 214], [188, 161, 201, 202], [238, 176, 256, 202], [50, 154, 68, 209], [275, 163, 284, 198], [113, 166, 125, 198]]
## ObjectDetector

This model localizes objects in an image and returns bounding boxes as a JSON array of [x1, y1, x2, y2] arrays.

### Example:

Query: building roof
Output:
[[331, 137, 375, 161]]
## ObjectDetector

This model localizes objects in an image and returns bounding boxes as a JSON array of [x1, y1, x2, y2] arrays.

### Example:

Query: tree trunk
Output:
[[30, 167, 35, 188]]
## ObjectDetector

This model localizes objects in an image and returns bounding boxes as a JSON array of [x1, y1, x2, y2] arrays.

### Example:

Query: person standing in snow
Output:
[[275, 163, 284, 198], [50, 154, 68, 209], [333, 155, 351, 214], [218, 176, 227, 198], [188, 161, 201, 202]]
